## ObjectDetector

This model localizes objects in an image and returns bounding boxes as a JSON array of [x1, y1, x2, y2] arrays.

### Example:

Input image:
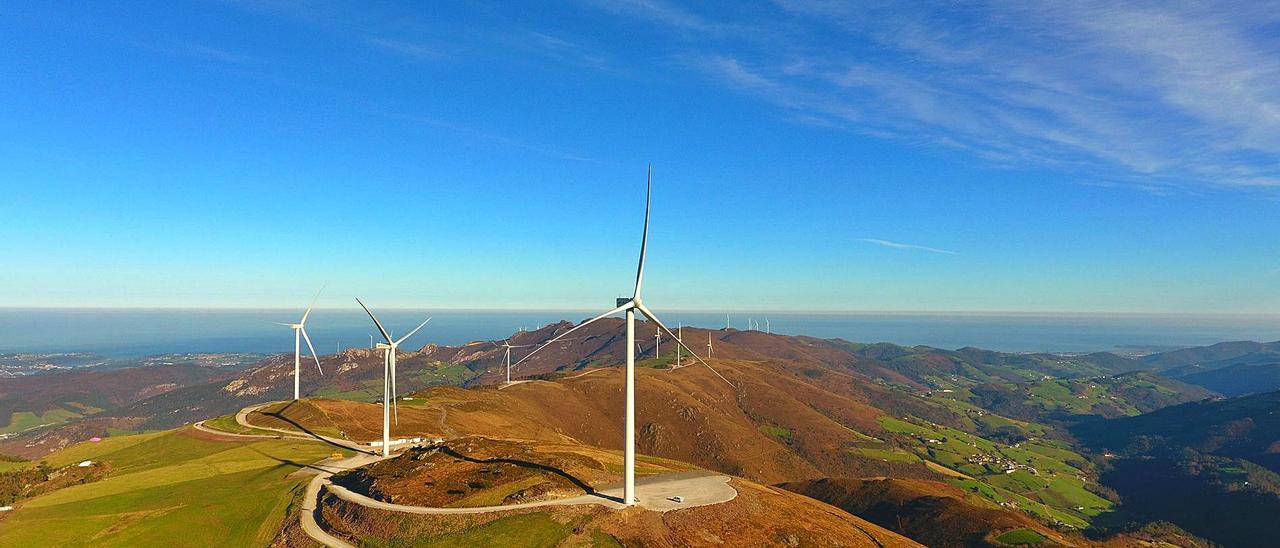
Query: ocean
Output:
[[0, 309, 1277, 358]]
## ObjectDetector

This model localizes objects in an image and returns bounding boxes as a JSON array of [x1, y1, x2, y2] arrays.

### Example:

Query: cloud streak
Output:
[[596, 1, 1280, 190], [859, 238, 957, 255]]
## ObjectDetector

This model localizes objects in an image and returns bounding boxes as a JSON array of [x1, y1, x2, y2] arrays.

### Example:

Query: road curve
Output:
[[325, 469, 737, 515], [302, 474, 357, 548], [192, 420, 313, 441], [236, 401, 368, 452], [220, 401, 737, 546]]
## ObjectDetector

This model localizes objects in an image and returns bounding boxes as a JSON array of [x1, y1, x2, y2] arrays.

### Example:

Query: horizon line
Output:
[[2, 306, 1279, 318]]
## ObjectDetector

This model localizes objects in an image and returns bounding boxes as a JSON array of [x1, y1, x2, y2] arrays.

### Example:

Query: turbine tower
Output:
[[675, 323, 682, 367], [512, 166, 731, 506], [276, 288, 324, 401], [495, 339, 536, 384], [356, 298, 430, 457], [707, 332, 714, 357], [654, 330, 661, 358]]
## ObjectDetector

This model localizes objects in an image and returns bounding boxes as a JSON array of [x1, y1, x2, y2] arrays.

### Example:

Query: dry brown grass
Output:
[[254, 359, 944, 487], [319, 474, 922, 547]]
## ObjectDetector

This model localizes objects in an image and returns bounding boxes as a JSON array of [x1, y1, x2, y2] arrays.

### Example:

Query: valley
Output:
[[0, 327, 1273, 546]]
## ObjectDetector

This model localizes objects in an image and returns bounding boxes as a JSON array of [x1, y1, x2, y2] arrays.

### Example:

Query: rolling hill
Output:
[[1139, 340, 1280, 370], [1072, 390, 1280, 546], [1178, 362, 1280, 396], [0, 320, 1239, 544]]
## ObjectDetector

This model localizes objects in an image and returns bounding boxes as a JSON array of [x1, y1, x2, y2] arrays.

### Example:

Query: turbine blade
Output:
[[300, 327, 322, 375], [272, 322, 293, 327], [633, 165, 651, 299], [356, 298, 393, 343], [512, 302, 632, 369], [637, 303, 734, 387], [395, 317, 432, 345], [300, 285, 325, 325]]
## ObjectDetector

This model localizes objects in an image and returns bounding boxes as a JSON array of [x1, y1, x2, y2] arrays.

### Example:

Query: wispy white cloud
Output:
[[580, 0, 724, 34], [368, 38, 441, 59], [597, 0, 1280, 190], [398, 115, 597, 163], [859, 238, 957, 255]]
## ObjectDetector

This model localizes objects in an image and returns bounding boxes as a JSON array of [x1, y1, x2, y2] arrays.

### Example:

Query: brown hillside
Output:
[[312, 470, 922, 547], [249, 357, 948, 485], [779, 477, 1073, 547]]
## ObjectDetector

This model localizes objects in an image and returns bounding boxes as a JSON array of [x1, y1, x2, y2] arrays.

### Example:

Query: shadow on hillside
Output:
[[437, 444, 619, 503], [251, 446, 346, 475], [264, 401, 375, 456]]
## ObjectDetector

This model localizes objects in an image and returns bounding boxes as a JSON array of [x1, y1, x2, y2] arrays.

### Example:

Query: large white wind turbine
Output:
[[276, 289, 324, 401], [707, 332, 714, 358], [356, 298, 431, 457], [512, 166, 731, 506]]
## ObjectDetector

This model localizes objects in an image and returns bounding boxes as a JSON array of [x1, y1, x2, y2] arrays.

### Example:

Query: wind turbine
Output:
[[356, 298, 431, 457], [654, 329, 661, 358], [494, 339, 536, 384], [512, 166, 731, 506], [707, 332, 714, 358], [675, 323, 682, 367], [276, 289, 324, 401], [765, 318, 771, 334]]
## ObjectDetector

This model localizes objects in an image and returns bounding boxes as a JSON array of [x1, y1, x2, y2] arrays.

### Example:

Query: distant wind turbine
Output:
[[356, 298, 431, 457], [275, 288, 324, 401], [512, 166, 731, 506], [494, 339, 536, 384], [654, 330, 661, 358], [707, 332, 714, 358], [765, 318, 770, 334]]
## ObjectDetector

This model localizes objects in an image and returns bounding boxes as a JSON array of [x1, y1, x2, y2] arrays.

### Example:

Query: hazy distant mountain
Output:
[[1179, 362, 1280, 396], [1140, 340, 1280, 370]]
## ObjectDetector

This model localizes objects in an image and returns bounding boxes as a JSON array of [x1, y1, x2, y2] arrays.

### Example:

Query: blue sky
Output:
[[2, 1, 1279, 313]]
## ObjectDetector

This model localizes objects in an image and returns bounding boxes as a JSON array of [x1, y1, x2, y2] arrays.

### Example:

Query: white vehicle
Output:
[[670, 496, 684, 503]]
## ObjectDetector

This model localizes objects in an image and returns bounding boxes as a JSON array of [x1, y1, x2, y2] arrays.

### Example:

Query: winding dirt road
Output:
[[203, 401, 738, 547]]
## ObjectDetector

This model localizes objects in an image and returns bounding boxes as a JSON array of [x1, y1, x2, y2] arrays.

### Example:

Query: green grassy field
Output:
[[876, 414, 1110, 528], [0, 427, 338, 547], [757, 424, 793, 441], [1, 408, 83, 434], [994, 527, 1047, 545]]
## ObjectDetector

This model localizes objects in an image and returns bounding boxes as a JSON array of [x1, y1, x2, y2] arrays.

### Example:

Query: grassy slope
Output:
[[0, 428, 337, 547], [1, 408, 85, 434], [874, 415, 1110, 528]]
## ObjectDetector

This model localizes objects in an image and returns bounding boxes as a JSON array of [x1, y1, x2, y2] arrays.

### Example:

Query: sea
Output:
[[0, 308, 1277, 359]]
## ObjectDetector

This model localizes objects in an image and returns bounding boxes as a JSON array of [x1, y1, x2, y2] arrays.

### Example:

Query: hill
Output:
[[0, 409, 918, 547], [1140, 340, 1280, 370], [0, 427, 346, 546], [0, 364, 235, 438], [1073, 390, 1280, 472], [1072, 391, 1280, 546], [250, 355, 1117, 529], [0, 321, 1223, 540], [1179, 362, 1280, 396], [777, 477, 1072, 547]]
